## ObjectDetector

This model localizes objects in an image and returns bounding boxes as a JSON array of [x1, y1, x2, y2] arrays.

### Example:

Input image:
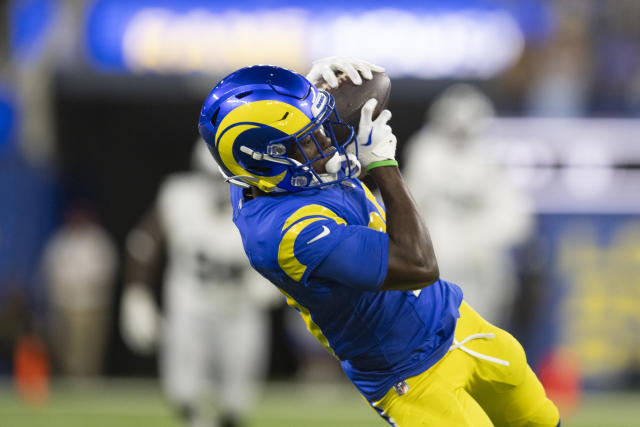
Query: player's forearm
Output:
[[370, 166, 439, 290], [124, 257, 158, 290], [124, 212, 164, 290]]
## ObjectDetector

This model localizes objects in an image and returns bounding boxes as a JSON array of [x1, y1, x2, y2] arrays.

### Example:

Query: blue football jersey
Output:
[[230, 179, 463, 401]]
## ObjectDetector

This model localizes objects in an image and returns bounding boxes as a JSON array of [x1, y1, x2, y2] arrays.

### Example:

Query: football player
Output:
[[403, 84, 534, 327], [120, 141, 278, 427], [197, 58, 560, 426]]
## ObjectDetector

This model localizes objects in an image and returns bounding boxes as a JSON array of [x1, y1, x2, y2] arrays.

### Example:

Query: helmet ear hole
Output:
[[236, 91, 253, 99], [210, 109, 220, 127]]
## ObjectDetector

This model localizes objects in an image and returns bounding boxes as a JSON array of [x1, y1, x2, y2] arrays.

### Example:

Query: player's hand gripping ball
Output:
[[308, 57, 392, 129]]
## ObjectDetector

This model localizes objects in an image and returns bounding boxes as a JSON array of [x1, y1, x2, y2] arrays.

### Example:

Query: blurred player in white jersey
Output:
[[403, 84, 533, 327], [120, 140, 279, 427]]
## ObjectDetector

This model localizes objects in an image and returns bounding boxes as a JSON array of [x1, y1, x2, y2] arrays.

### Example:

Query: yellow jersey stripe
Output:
[[278, 288, 336, 358]]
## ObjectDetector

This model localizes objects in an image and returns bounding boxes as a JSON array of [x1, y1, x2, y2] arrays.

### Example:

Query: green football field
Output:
[[0, 379, 638, 427]]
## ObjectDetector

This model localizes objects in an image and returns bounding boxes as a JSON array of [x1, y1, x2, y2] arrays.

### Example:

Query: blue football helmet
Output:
[[198, 65, 359, 193]]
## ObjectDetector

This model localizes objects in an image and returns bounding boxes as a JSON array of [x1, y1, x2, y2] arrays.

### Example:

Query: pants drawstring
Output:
[[448, 333, 510, 366]]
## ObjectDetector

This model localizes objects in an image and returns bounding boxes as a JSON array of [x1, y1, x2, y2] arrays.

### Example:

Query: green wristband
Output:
[[365, 159, 399, 172]]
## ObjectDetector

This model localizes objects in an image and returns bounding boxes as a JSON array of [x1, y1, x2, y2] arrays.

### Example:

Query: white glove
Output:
[[120, 284, 161, 355], [356, 98, 397, 170], [306, 56, 385, 88]]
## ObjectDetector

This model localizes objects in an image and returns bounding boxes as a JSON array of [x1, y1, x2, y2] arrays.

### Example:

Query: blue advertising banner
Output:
[[82, 0, 551, 76]]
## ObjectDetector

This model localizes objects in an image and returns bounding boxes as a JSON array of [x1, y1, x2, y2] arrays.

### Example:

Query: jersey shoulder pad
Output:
[[276, 202, 348, 283]]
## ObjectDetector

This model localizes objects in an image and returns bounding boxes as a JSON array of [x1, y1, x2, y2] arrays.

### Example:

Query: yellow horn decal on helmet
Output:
[[217, 123, 258, 175], [215, 100, 313, 191], [217, 123, 287, 191], [216, 100, 312, 139]]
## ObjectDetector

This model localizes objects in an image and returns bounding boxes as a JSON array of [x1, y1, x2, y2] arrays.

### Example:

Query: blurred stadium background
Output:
[[1, 0, 640, 425]]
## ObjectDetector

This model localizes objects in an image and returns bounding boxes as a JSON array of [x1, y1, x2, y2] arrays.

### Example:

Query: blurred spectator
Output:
[[41, 201, 117, 377], [120, 140, 280, 427], [403, 84, 533, 327]]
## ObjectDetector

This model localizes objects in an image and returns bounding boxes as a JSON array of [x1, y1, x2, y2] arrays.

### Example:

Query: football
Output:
[[313, 70, 391, 130]]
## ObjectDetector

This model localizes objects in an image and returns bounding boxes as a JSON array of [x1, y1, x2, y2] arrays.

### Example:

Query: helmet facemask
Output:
[[224, 90, 360, 192], [199, 65, 361, 193]]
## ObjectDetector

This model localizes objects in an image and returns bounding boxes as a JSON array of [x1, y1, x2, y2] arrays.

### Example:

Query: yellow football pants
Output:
[[371, 301, 560, 426]]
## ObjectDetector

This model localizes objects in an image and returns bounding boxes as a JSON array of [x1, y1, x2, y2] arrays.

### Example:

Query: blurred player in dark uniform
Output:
[[120, 142, 278, 427], [197, 58, 559, 426]]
